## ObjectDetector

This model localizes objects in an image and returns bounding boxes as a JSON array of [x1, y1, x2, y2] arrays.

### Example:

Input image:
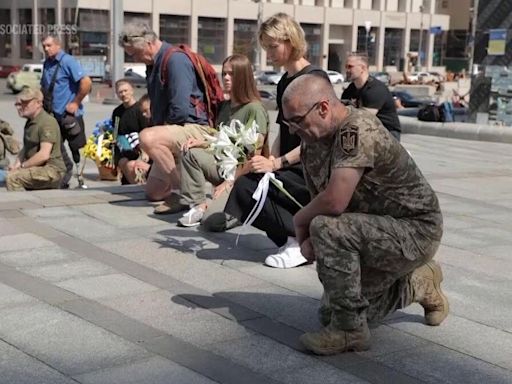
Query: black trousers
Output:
[[59, 115, 86, 186], [224, 166, 311, 247]]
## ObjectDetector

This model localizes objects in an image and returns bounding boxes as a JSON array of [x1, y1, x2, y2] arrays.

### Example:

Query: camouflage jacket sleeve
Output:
[[331, 118, 375, 170]]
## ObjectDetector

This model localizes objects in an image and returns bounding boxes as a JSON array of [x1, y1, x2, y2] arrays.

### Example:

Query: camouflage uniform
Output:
[[0, 119, 21, 169], [301, 107, 443, 330], [6, 110, 66, 191]]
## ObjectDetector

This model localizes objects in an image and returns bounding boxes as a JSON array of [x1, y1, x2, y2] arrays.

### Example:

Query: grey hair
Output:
[[41, 33, 61, 45], [118, 22, 158, 48]]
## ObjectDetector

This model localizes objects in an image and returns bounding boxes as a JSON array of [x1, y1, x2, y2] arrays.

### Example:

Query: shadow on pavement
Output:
[[154, 227, 276, 264]]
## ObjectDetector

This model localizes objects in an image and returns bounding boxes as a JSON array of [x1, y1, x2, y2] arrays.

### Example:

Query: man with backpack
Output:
[[119, 23, 223, 214]]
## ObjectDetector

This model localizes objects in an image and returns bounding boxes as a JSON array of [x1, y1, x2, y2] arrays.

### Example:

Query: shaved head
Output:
[[281, 74, 345, 143], [283, 74, 337, 109]]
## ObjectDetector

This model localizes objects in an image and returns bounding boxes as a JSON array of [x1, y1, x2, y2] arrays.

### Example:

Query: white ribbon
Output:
[[236, 172, 282, 245]]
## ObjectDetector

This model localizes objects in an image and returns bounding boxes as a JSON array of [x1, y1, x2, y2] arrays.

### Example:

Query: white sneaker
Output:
[[264, 237, 309, 268], [177, 206, 205, 227]]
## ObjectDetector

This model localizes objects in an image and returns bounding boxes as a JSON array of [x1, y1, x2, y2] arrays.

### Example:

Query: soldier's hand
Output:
[[247, 155, 273, 173], [300, 238, 315, 261]]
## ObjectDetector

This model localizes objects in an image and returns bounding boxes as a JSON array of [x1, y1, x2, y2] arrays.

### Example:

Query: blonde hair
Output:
[[258, 13, 307, 61]]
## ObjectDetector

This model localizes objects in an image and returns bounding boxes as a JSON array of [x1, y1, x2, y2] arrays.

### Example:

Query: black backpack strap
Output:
[[47, 61, 61, 95], [42, 61, 61, 114]]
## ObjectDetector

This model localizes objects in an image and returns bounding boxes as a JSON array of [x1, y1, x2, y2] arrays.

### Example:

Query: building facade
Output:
[[0, 0, 451, 73]]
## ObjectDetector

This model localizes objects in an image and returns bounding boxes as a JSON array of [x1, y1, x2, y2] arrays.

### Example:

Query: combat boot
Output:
[[411, 260, 449, 326], [300, 322, 370, 355], [318, 292, 331, 326]]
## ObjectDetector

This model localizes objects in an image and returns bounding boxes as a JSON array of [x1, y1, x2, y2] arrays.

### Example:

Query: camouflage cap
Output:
[[18, 87, 44, 102]]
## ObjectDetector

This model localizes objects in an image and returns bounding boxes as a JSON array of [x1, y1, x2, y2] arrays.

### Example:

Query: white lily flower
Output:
[[239, 120, 259, 151], [218, 150, 239, 181], [220, 119, 243, 139]]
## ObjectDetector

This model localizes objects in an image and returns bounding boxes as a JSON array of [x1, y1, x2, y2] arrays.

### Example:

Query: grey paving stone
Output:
[[0, 246, 77, 268], [57, 273, 159, 300], [0, 283, 38, 309], [0, 303, 151, 376], [0, 340, 76, 384], [0, 218, 24, 235], [22, 206, 81, 218], [0, 192, 38, 203], [100, 290, 254, 346], [0, 233, 55, 252], [77, 203, 161, 228], [473, 244, 512, 261], [8, 216, 66, 239], [97, 237, 270, 293], [39, 195, 107, 207], [386, 312, 512, 370], [373, 344, 512, 384], [36, 215, 134, 242], [208, 333, 319, 377], [440, 264, 512, 331], [74, 356, 218, 384], [234, 262, 323, 299], [20, 258, 115, 282], [272, 363, 372, 384], [357, 324, 431, 358], [0, 209, 24, 218], [436, 244, 512, 280], [473, 212, 512, 229], [215, 285, 321, 332], [0, 200, 42, 210]]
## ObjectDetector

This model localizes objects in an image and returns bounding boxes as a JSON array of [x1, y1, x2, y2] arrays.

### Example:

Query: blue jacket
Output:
[[147, 42, 208, 126]]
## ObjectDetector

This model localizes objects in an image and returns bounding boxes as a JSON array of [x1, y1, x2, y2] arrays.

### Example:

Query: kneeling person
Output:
[[282, 75, 448, 355], [7, 88, 66, 191]]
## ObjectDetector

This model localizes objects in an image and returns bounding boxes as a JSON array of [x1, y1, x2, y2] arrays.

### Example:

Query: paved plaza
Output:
[[0, 99, 512, 383]]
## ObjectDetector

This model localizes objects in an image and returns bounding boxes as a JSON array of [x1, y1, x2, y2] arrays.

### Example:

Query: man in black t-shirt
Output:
[[341, 53, 401, 141], [111, 80, 149, 184]]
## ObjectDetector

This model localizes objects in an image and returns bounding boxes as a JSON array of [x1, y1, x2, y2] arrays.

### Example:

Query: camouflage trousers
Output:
[[310, 212, 441, 330], [6, 166, 62, 191]]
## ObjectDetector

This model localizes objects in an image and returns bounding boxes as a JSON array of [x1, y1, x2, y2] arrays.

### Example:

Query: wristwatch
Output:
[[20, 162, 25, 169], [280, 156, 290, 168]]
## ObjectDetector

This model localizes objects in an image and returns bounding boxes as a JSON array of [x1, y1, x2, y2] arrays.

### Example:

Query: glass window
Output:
[[77, 9, 109, 57], [19, 9, 32, 59], [0, 9, 12, 58], [197, 17, 226, 65], [61, 7, 78, 53], [160, 14, 190, 45], [409, 29, 428, 62], [302, 23, 322, 66], [383, 28, 403, 67], [433, 31, 444, 66], [39, 8, 55, 25], [233, 19, 257, 64], [356, 26, 377, 65], [445, 29, 469, 58]]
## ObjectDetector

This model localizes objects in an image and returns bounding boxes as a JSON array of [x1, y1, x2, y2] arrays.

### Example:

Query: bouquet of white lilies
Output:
[[205, 118, 261, 181], [206, 118, 303, 241]]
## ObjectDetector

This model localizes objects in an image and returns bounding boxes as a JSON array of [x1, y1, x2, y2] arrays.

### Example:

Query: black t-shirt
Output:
[[341, 76, 401, 136], [111, 101, 148, 164], [276, 65, 329, 156], [111, 101, 147, 136]]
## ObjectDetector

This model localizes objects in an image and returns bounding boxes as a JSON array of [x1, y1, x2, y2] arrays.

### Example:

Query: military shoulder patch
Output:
[[340, 124, 359, 155]]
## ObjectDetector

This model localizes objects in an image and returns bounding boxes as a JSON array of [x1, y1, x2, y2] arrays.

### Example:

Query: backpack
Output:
[[417, 103, 444, 122], [160, 44, 224, 127]]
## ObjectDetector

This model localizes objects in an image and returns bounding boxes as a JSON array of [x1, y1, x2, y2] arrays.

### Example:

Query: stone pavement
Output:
[[1, 99, 512, 383]]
